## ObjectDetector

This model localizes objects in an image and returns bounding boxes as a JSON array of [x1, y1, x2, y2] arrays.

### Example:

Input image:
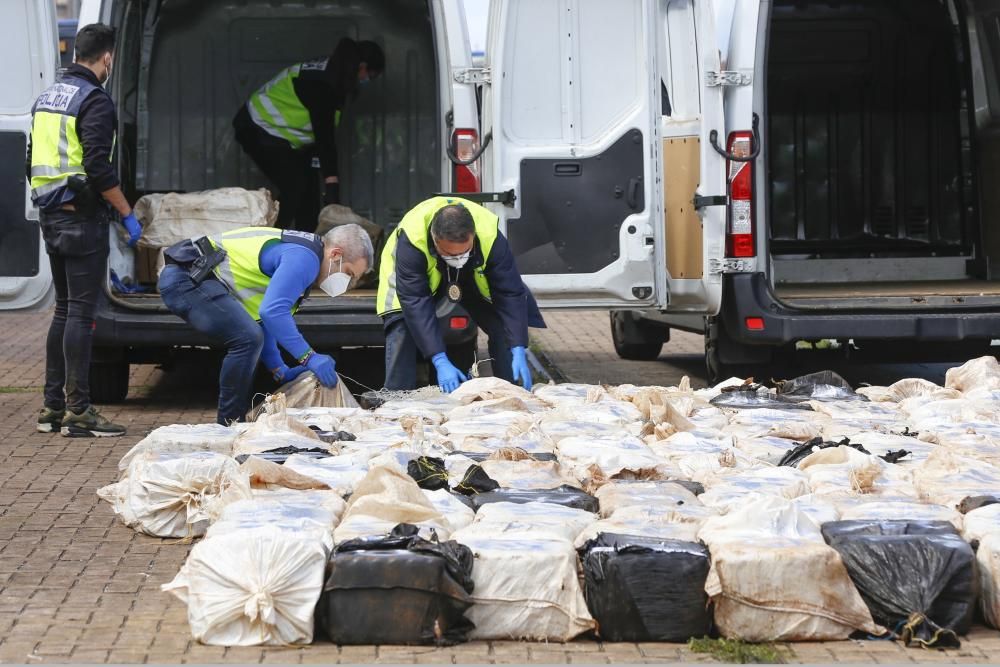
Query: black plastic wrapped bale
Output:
[[318, 524, 475, 645], [469, 486, 599, 513], [821, 520, 976, 648], [580, 533, 712, 642]]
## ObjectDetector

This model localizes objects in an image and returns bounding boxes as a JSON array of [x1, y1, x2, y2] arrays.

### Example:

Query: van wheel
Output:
[[704, 318, 773, 385], [610, 311, 667, 361], [89, 360, 130, 404]]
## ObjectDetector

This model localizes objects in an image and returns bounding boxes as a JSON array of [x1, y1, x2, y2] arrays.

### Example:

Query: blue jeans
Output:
[[158, 264, 264, 424], [383, 299, 515, 391]]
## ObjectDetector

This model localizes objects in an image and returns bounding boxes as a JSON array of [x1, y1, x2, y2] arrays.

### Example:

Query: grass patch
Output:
[[0, 386, 41, 394], [688, 637, 787, 664]]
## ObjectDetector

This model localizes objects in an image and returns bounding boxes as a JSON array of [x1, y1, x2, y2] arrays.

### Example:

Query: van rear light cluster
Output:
[[726, 131, 755, 258], [452, 129, 481, 193]]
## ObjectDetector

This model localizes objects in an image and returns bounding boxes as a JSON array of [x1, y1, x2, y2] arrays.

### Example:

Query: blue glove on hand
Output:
[[273, 364, 308, 385], [432, 352, 467, 394], [121, 212, 142, 248], [305, 353, 338, 387], [511, 346, 532, 391]]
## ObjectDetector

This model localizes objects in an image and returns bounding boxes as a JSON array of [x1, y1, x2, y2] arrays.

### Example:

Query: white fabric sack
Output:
[[118, 423, 239, 472], [207, 495, 344, 552], [282, 453, 368, 495], [453, 534, 596, 641], [835, 497, 963, 531], [98, 451, 249, 538], [977, 533, 1000, 629], [912, 449, 1000, 509], [574, 506, 704, 548], [135, 187, 277, 248], [946, 356, 1000, 393], [593, 481, 701, 518], [735, 436, 799, 465], [700, 467, 810, 504], [162, 525, 326, 646], [423, 489, 476, 532], [273, 371, 359, 410], [533, 383, 608, 406], [460, 501, 596, 543], [333, 466, 453, 543], [450, 377, 535, 403], [698, 496, 880, 641], [538, 419, 628, 445], [961, 504, 1000, 544], [478, 459, 580, 490], [555, 435, 664, 479], [284, 407, 363, 431]]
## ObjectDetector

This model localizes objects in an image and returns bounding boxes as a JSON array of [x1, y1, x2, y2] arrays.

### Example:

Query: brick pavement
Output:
[[0, 307, 997, 664]]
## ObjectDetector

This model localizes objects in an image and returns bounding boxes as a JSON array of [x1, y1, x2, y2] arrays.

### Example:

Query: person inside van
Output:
[[232, 38, 385, 233], [28, 23, 143, 438], [377, 197, 545, 393], [157, 224, 374, 425]]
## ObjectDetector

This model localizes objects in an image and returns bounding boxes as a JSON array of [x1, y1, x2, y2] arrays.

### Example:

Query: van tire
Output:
[[704, 317, 773, 384], [89, 360, 130, 404], [610, 311, 667, 361]]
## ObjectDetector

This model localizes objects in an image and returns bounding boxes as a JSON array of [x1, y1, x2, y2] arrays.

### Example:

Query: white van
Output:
[[0, 1, 58, 312], [609, 0, 1000, 381], [1, 0, 494, 401]]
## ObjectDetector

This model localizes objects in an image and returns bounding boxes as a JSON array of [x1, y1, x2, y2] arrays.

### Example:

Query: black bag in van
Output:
[[821, 520, 976, 648], [318, 524, 475, 645]]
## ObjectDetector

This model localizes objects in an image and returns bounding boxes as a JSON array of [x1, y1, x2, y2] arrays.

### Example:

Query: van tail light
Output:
[[452, 129, 481, 193], [726, 131, 755, 258]]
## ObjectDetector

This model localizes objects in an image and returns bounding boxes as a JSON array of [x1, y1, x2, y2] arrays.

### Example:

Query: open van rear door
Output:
[[0, 0, 57, 310], [482, 0, 662, 308], [657, 0, 729, 315]]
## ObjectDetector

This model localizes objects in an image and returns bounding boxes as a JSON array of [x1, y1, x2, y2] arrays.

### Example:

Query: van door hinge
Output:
[[694, 195, 728, 209], [704, 70, 753, 87], [709, 258, 755, 274], [454, 68, 492, 85]]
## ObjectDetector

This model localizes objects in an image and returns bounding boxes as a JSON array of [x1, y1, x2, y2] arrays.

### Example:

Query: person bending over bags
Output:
[[377, 196, 545, 393], [159, 224, 373, 424]]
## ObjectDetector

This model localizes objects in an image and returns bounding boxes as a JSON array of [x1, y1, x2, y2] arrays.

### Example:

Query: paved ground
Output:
[[0, 307, 997, 664]]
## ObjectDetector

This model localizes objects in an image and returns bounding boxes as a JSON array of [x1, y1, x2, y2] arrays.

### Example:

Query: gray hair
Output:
[[430, 204, 475, 243], [323, 223, 374, 272]]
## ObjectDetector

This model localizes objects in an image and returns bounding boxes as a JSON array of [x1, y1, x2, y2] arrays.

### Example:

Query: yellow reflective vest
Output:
[[377, 197, 499, 316], [247, 58, 341, 149], [208, 227, 325, 321]]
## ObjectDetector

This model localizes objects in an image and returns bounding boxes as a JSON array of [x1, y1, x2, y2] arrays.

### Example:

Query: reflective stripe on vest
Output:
[[208, 228, 285, 321], [377, 197, 499, 317], [29, 78, 105, 202], [247, 59, 341, 149]]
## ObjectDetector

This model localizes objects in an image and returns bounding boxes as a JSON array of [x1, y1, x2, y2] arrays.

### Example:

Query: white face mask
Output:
[[442, 254, 469, 269], [319, 256, 351, 298]]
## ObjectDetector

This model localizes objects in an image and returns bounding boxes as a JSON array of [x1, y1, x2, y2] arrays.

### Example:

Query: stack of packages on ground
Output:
[[96, 357, 1000, 647]]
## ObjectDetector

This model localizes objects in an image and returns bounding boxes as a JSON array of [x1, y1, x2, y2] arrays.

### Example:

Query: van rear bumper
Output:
[[725, 272, 1000, 344], [93, 297, 386, 350]]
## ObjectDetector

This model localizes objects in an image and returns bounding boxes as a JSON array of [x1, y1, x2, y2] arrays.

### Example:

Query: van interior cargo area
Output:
[[110, 0, 439, 299], [767, 0, 1000, 300]]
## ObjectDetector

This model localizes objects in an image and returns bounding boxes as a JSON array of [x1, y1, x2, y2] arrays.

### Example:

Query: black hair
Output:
[[430, 204, 475, 243], [75, 23, 116, 64], [358, 40, 386, 75]]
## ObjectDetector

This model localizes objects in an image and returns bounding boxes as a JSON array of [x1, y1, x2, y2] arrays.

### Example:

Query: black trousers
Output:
[[40, 209, 110, 412], [383, 298, 516, 391], [233, 105, 321, 232]]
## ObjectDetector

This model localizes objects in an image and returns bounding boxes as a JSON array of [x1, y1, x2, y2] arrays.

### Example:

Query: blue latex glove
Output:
[[432, 352, 467, 394], [273, 364, 308, 385], [511, 346, 532, 391], [305, 353, 338, 387], [121, 212, 142, 248]]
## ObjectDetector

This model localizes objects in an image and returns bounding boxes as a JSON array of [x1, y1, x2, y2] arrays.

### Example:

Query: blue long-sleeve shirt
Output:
[[256, 241, 321, 370]]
